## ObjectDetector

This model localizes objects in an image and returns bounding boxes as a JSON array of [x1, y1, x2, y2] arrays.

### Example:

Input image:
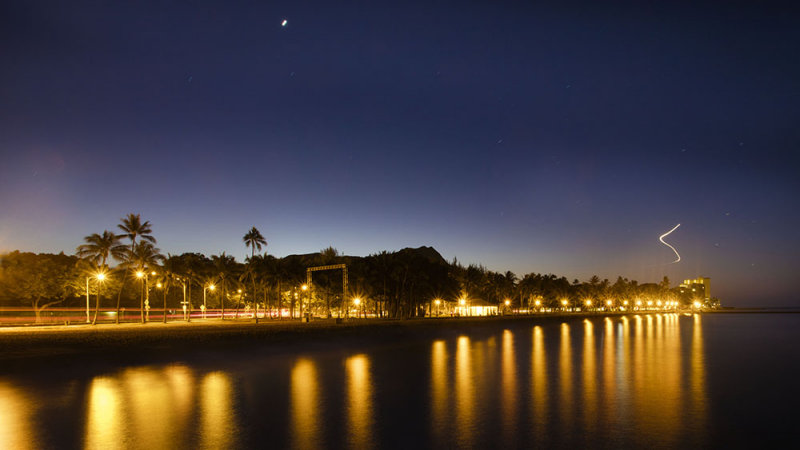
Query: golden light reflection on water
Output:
[[691, 314, 707, 426], [430, 340, 448, 445], [559, 323, 572, 430], [125, 367, 178, 448], [501, 329, 517, 443], [455, 336, 474, 447], [0, 314, 711, 449], [290, 359, 321, 450], [0, 381, 38, 450], [200, 371, 238, 449], [85, 377, 124, 450], [582, 320, 597, 434], [346, 354, 373, 449], [531, 326, 547, 438]]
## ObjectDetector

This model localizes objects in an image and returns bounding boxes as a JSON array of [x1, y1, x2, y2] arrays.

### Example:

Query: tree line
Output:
[[0, 213, 713, 323]]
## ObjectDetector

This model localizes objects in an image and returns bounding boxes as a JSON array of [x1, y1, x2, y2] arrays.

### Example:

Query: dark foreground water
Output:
[[2, 313, 799, 449]]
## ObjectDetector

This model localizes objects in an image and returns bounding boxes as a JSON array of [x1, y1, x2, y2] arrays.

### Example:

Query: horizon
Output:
[[2, 1, 799, 307]]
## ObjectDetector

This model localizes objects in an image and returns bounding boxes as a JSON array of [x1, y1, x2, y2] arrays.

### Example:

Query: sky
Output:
[[1, 1, 798, 306]]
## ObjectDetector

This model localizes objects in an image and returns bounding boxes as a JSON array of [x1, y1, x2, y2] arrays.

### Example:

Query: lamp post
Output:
[[504, 299, 511, 315], [136, 270, 146, 323], [459, 298, 466, 316], [180, 278, 189, 322], [91, 271, 107, 325], [354, 297, 361, 318], [301, 284, 308, 321], [203, 284, 215, 319], [85, 276, 91, 323], [434, 299, 441, 317]]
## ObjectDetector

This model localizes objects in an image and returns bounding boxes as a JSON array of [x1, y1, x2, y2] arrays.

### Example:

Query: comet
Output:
[[659, 223, 681, 264]]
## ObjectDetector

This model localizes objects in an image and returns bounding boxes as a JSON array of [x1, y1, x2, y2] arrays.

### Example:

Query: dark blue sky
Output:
[[1, 1, 798, 306]]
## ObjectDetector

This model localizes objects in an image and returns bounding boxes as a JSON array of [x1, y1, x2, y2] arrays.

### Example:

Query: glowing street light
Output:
[[136, 271, 144, 279], [434, 298, 441, 316], [203, 283, 216, 319], [88, 271, 108, 325]]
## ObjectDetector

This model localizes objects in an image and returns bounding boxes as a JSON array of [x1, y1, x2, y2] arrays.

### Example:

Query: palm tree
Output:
[[159, 254, 180, 323], [243, 227, 267, 323], [115, 214, 156, 323], [212, 252, 236, 319], [128, 241, 164, 323], [77, 231, 125, 325]]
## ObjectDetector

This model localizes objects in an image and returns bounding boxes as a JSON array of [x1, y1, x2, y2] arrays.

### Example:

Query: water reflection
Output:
[[559, 323, 573, 431], [290, 359, 321, 450], [0, 314, 716, 448], [531, 325, 548, 439], [124, 366, 192, 448], [582, 320, 597, 435], [85, 377, 124, 450], [346, 354, 373, 449], [501, 329, 517, 444], [691, 314, 707, 428], [0, 381, 38, 450], [455, 336, 474, 447], [430, 340, 448, 446], [200, 371, 238, 449]]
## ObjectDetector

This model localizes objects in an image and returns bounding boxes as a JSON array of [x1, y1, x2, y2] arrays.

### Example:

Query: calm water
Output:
[[2, 313, 799, 449]]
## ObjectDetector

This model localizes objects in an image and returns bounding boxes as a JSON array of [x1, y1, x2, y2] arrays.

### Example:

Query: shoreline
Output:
[[1, 309, 796, 369]]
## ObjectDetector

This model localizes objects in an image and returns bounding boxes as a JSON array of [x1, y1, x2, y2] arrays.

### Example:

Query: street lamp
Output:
[[434, 298, 441, 316], [204, 284, 216, 319], [89, 271, 107, 325], [561, 298, 569, 311], [354, 297, 361, 318]]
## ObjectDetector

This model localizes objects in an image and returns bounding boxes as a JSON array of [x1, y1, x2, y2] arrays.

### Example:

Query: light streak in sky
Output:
[[659, 223, 682, 264]]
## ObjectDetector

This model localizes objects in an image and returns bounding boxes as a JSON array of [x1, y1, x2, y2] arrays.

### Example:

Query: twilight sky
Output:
[[1, 1, 798, 306]]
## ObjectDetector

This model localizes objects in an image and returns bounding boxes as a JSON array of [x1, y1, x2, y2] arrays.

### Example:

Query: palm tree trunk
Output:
[[92, 292, 101, 325], [220, 280, 226, 319]]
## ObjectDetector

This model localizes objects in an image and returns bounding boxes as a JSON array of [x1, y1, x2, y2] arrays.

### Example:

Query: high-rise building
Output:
[[680, 277, 711, 300]]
